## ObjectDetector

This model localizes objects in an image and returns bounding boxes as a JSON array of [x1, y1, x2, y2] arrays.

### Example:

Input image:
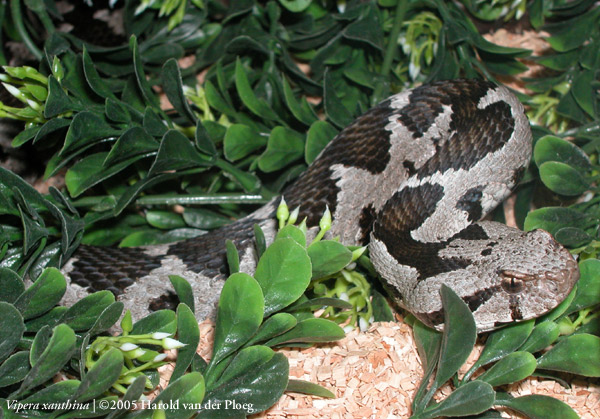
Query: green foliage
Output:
[[0, 0, 599, 417], [409, 284, 596, 419]]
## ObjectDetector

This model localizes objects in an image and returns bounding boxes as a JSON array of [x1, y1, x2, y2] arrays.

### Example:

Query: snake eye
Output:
[[499, 269, 532, 294], [501, 276, 524, 293]]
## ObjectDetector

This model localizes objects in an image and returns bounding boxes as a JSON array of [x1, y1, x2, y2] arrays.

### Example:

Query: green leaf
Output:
[[533, 135, 591, 171], [60, 111, 119, 156], [223, 124, 265, 162], [144, 106, 168, 137], [60, 290, 115, 331], [567, 259, 600, 313], [463, 320, 534, 381], [254, 237, 312, 316], [286, 379, 335, 397], [496, 394, 579, 419], [148, 129, 213, 176], [14, 267, 66, 320], [66, 152, 144, 198], [105, 376, 147, 419], [323, 69, 353, 128], [476, 351, 537, 386], [536, 333, 600, 376], [281, 77, 317, 125], [234, 58, 280, 121], [305, 121, 338, 164], [153, 372, 205, 418], [104, 126, 158, 167], [538, 161, 590, 196], [86, 302, 124, 336], [183, 208, 232, 230], [276, 224, 306, 247], [72, 347, 123, 402], [30, 325, 52, 366], [210, 273, 264, 367], [420, 381, 495, 418], [44, 75, 78, 117], [147, 211, 186, 230], [225, 239, 240, 274], [258, 127, 305, 173], [278, 0, 312, 13], [245, 313, 297, 346], [524, 207, 591, 235], [265, 318, 345, 346], [546, 9, 600, 52], [554, 227, 593, 248], [20, 379, 79, 404], [432, 286, 477, 390], [0, 351, 30, 388], [0, 268, 25, 303], [307, 240, 352, 279], [215, 158, 261, 193], [171, 304, 200, 382], [342, 4, 383, 50], [25, 306, 68, 333], [131, 310, 177, 335], [130, 35, 161, 109], [518, 321, 560, 354], [161, 58, 197, 124], [82, 47, 116, 100], [201, 352, 288, 417], [119, 228, 204, 247], [169, 275, 195, 313], [195, 122, 218, 157], [0, 302, 25, 364], [15, 323, 76, 396]]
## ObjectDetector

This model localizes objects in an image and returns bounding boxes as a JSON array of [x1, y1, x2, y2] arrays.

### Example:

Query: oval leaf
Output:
[[254, 238, 312, 316]]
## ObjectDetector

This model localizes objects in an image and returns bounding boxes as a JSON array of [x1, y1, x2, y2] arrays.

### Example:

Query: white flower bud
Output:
[[120, 343, 139, 351], [162, 338, 186, 350], [152, 332, 172, 340]]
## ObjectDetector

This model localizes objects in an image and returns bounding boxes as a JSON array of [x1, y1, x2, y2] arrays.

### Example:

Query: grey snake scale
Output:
[[61, 79, 580, 332]]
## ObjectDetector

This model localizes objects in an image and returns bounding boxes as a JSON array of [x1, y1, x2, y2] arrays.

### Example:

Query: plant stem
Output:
[[72, 193, 269, 208], [10, 0, 43, 60], [374, 0, 408, 101]]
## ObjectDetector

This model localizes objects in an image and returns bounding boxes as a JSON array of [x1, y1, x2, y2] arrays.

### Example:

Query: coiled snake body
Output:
[[61, 79, 579, 332]]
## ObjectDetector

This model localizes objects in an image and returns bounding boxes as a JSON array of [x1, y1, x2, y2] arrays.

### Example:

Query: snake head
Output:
[[399, 222, 580, 333], [462, 225, 579, 332]]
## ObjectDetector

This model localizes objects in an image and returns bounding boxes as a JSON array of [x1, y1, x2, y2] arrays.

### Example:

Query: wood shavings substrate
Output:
[[160, 320, 600, 418]]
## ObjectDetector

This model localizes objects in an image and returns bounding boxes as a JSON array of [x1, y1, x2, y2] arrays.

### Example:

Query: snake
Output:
[[60, 79, 580, 332]]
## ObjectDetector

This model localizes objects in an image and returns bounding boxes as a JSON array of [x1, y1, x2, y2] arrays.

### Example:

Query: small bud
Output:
[[120, 343, 139, 352], [2, 83, 24, 101], [350, 246, 367, 262], [124, 348, 147, 359], [152, 332, 172, 340], [319, 206, 332, 232], [276, 198, 289, 229], [359, 317, 369, 332], [121, 310, 133, 334], [153, 353, 168, 362], [298, 218, 307, 235], [162, 337, 186, 350], [52, 56, 64, 81], [287, 206, 300, 225]]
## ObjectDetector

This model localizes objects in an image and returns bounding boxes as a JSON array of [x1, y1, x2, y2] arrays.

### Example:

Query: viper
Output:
[[61, 79, 580, 332]]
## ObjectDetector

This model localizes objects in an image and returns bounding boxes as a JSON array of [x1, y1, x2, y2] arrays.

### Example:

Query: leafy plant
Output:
[[0, 0, 598, 417], [0, 206, 350, 417]]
